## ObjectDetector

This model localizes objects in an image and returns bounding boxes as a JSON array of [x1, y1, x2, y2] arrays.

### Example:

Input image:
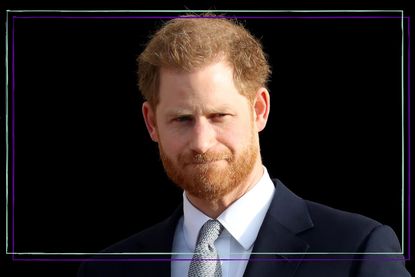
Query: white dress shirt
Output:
[[171, 167, 275, 277]]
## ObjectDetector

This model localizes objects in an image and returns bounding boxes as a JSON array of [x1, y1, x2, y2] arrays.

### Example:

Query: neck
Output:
[[186, 160, 264, 219]]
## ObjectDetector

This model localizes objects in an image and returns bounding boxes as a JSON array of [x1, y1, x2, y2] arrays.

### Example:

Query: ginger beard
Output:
[[158, 127, 259, 202]]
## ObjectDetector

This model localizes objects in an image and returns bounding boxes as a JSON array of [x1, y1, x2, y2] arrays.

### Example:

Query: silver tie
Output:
[[188, 220, 224, 277]]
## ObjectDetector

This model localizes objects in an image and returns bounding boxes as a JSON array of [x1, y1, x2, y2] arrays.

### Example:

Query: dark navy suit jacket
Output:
[[78, 179, 410, 276]]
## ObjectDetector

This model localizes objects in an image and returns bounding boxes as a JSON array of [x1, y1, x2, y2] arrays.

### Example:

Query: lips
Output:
[[179, 151, 233, 167]]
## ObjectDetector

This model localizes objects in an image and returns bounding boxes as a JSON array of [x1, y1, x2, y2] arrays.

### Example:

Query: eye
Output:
[[174, 115, 193, 122], [210, 113, 229, 121], [215, 113, 227, 117]]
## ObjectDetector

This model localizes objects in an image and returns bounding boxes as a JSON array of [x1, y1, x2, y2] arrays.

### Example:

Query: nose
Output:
[[188, 117, 216, 154]]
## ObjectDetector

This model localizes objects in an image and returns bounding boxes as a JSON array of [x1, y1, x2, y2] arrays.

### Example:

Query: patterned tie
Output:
[[188, 220, 224, 277]]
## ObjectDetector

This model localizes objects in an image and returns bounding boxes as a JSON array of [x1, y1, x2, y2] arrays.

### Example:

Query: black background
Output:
[[1, 1, 413, 276]]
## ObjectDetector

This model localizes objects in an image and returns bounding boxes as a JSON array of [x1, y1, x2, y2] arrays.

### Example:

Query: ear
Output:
[[252, 87, 270, 132], [142, 101, 159, 142]]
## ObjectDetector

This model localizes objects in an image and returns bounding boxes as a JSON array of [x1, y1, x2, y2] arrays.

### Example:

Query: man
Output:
[[78, 15, 410, 276]]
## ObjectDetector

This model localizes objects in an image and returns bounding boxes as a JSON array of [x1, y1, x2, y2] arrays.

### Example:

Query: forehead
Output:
[[157, 61, 248, 110]]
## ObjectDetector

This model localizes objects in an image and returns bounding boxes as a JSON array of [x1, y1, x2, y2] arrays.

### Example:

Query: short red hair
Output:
[[137, 15, 271, 108]]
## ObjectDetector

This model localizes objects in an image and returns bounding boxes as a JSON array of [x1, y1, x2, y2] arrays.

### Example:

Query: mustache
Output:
[[180, 151, 233, 165]]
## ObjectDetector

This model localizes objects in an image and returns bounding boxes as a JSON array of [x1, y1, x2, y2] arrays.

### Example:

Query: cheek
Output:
[[217, 122, 253, 151], [158, 130, 185, 158]]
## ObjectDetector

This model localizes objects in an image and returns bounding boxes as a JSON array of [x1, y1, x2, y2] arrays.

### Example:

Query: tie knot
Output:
[[197, 220, 223, 245]]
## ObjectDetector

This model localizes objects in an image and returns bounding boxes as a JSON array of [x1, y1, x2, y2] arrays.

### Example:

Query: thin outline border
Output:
[[5, 10, 410, 261]]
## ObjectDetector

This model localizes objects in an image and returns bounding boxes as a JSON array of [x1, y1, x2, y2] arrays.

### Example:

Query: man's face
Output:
[[144, 61, 261, 201]]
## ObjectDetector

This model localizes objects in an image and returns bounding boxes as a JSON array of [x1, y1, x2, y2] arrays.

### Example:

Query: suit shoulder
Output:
[[305, 199, 381, 229], [77, 211, 181, 277], [101, 221, 167, 253], [101, 206, 183, 254], [302, 200, 394, 251]]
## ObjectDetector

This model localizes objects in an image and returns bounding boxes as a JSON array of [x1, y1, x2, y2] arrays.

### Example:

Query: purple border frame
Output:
[[9, 14, 411, 262], [12, 257, 408, 262]]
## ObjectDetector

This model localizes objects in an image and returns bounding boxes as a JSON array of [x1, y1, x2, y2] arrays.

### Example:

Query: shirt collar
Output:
[[182, 167, 275, 251]]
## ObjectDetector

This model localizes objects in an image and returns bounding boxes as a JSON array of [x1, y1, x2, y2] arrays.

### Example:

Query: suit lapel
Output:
[[243, 179, 314, 277]]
